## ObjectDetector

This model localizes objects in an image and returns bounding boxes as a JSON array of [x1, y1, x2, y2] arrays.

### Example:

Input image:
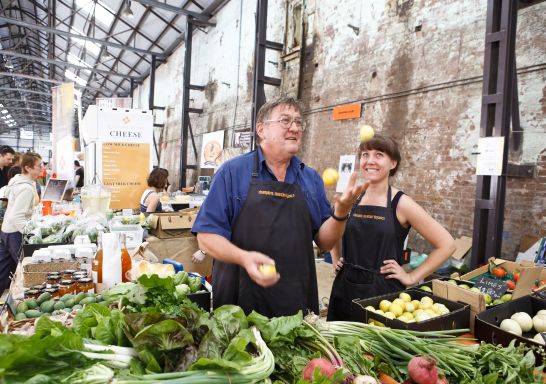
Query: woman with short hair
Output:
[[140, 167, 169, 213]]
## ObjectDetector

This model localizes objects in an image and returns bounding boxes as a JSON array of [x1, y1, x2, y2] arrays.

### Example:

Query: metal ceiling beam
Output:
[[0, 50, 137, 79], [0, 87, 51, 96], [0, 16, 165, 58], [130, 0, 210, 22], [2, 107, 51, 113], [1, 98, 52, 106], [0, 71, 63, 84]]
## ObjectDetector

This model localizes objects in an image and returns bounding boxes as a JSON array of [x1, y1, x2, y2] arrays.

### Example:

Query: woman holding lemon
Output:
[[327, 134, 456, 321]]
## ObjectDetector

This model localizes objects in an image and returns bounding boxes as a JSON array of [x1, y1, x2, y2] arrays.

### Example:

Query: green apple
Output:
[[420, 286, 432, 293], [501, 293, 512, 302], [483, 294, 492, 305]]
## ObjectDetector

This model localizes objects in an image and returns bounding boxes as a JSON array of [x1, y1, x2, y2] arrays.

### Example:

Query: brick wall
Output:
[[135, 0, 546, 259]]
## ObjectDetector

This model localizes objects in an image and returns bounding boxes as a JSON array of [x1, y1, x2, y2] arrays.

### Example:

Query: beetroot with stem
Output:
[[407, 356, 439, 384]]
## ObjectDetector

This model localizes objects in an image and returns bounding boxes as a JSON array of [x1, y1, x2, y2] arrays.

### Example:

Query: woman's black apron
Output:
[[327, 186, 409, 321], [211, 150, 319, 317]]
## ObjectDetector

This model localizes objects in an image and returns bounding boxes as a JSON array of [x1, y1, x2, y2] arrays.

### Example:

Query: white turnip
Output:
[[353, 375, 378, 384], [407, 356, 439, 384]]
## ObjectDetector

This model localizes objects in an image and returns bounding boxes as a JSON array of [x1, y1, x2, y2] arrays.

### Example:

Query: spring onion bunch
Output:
[[306, 316, 476, 382]]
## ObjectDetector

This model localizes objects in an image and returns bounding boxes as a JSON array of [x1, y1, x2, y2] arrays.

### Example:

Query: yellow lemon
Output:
[[389, 303, 404, 317], [322, 168, 339, 187], [404, 302, 416, 313], [379, 300, 392, 313], [411, 299, 420, 308], [359, 124, 375, 142], [402, 311, 414, 319], [392, 298, 405, 307], [365, 306, 376, 313], [399, 292, 412, 302], [258, 264, 277, 276], [383, 312, 396, 319]]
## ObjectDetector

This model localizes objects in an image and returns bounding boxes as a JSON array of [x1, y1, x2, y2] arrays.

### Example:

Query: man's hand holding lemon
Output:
[[243, 251, 280, 288]]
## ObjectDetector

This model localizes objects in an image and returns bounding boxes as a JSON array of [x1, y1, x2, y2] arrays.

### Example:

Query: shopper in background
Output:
[[327, 135, 456, 321], [193, 96, 367, 317], [0, 152, 43, 293], [140, 167, 169, 213], [74, 160, 84, 188], [0, 146, 15, 188]]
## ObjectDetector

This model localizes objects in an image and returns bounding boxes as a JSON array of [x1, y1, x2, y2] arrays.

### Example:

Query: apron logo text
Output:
[[258, 190, 295, 199], [352, 213, 386, 220]]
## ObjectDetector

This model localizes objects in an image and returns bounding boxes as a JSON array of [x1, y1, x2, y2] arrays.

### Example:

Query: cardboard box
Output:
[[459, 258, 542, 300], [432, 279, 485, 332], [449, 236, 472, 269], [352, 289, 470, 332], [475, 295, 546, 365], [520, 235, 542, 253], [149, 208, 198, 239], [145, 235, 212, 277]]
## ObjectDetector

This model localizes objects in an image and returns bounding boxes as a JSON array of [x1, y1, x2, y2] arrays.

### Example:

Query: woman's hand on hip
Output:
[[333, 257, 344, 274], [380, 259, 415, 286], [242, 251, 280, 287]]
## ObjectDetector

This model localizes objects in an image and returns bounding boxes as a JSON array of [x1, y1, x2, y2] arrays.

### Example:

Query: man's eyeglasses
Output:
[[263, 116, 305, 131]]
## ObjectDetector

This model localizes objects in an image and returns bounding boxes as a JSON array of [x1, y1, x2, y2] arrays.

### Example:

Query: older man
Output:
[[193, 97, 366, 317]]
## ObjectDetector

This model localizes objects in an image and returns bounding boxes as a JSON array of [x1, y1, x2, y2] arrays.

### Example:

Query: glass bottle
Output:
[[120, 234, 132, 282], [92, 232, 103, 287]]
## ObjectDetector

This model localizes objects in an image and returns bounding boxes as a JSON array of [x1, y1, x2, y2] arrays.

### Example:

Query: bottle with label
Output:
[[120, 234, 132, 282], [91, 232, 103, 287]]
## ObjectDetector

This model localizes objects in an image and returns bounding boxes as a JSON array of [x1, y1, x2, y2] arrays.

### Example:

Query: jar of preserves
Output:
[[46, 273, 61, 286], [43, 287, 59, 298], [32, 284, 46, 291], [24, 289, 42, 299], [62, 269, 77, 279], [58, 279, 76, 295], [77, 277, 94, 294], [72, 272, 88, 281]]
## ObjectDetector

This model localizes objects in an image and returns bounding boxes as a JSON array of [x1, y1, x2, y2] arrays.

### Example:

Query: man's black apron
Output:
[[211, 150, 319, 317], [327, 186, 409, 321]]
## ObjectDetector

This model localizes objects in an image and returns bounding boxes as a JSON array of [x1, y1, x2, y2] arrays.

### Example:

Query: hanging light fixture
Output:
[[121, 0, 134, 19], [100, 48, 114, 62]]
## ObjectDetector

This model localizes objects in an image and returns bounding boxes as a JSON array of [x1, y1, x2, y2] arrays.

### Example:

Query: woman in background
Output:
[[327, 135, 455, 321], [140, 167, 169, 213], [0, 153, 43, 293]]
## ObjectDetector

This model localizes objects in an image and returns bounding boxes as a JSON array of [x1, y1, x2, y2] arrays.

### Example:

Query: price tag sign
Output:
[[475, 276, 508, 300], [42, 179, 69, 202]]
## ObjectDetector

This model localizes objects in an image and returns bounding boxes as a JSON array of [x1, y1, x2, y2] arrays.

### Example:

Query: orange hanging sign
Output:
[[332, 103, 362, 120]]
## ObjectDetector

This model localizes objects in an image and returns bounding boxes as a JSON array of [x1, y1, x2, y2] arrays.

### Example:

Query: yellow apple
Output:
[[360, 124, 375, 142], [322, 168, 339, 187]]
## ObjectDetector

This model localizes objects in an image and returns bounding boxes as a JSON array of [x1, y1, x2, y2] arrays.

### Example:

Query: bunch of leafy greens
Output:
[[332, 335, 375, 378], [247, 311, 330, 383], [0, 317, 95, 383], [124, 312, 196, 373], [102, 274, 205, 318], [122, 305, 258, 375], [73, 303, 129, 347], [463, 340, 544, 384]]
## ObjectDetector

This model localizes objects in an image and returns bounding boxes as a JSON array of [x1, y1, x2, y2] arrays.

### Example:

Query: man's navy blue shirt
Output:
[[192, 147, 331, 240]]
